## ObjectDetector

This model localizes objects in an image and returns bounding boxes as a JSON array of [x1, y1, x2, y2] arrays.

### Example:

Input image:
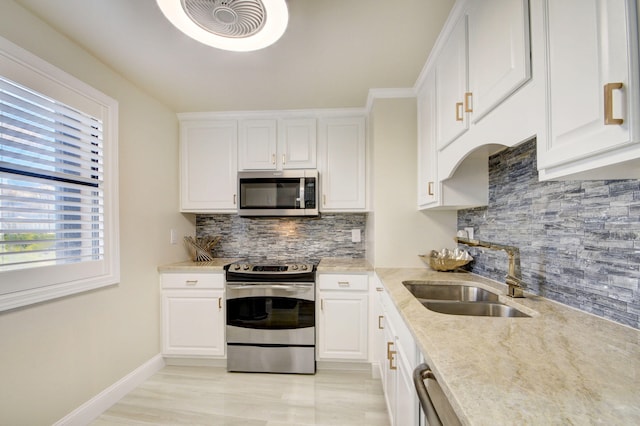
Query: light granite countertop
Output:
[[157, 258, 242, 272], [375, 268, 640, 425], [317, 257, 373, 273]]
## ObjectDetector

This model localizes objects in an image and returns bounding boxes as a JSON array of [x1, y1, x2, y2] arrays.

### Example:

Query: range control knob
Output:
[[301, 264, 308, 270], [233, 264, 241, 271], [291, 264, 298, 270], [242, 264, 250, 270]]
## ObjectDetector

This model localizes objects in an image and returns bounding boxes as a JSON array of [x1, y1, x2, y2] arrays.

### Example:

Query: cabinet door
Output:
[[162, 289, 225, 357], [239, 119, 278, 170], [279, 118, 317, 169], [317, 291, 368, 360], [436, 14, 469, 150], [468, 0, 531, 122], [319, 117, 366, 210], [396, 346, 419, 426], [417, 70, 439, 208], [382, 315, 398, 425], [540, 0, 638, 170], [180, 120, 237, 212]]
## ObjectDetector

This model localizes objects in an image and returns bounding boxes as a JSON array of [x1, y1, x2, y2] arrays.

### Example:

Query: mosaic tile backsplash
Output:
[[196, 213, 367, 263], [458, 139, 640, 329]]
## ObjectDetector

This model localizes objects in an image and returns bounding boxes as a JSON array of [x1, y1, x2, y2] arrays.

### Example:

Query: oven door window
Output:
[[227, 296, 314, 329]]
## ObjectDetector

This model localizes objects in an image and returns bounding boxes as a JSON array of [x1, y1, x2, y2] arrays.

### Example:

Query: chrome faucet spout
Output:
[[454, 237, 526, 298]]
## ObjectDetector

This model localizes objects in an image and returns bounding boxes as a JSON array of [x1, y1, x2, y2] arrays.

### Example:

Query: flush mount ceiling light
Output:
[[156, 0, 288, 52]]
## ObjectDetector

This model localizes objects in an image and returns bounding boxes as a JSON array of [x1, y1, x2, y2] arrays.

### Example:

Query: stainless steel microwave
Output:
[[237, 170, 319, 217]]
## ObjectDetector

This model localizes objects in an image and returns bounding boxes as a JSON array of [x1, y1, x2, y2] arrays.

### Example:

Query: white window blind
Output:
[[0, 76, 104, 272], [0, 35, 119, 311]]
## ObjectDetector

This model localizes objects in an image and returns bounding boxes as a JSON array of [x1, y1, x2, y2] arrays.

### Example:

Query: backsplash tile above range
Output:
[[196, 213, 366, 263], [458, 139, 640, 329]]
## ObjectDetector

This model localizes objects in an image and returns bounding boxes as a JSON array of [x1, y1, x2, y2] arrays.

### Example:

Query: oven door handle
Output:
[[226, 283, 310, 291]]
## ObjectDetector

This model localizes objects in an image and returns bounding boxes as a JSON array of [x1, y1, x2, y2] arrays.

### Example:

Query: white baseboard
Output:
[[54, 353, 165, 426], [164, 357, 227, 368]]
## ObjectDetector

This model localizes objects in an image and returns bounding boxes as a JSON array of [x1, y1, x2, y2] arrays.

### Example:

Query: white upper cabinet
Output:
[[436, 14, 469, 151], [239, 118, 317, 170], [180, 119, 238, 213], [278, 118, 317, 169], [238, 119, 278, 170], [417, 70, 439, 208], [318, 116, 367, 211], [537, 0, 640, 180], [467, 0, 531, 122]]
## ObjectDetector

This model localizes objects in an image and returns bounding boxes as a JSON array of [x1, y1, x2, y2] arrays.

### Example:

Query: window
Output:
[[0, 36, 119, 311]]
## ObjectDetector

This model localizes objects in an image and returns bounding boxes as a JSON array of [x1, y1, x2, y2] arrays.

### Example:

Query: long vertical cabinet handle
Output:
[[428, 181, 434, 196], [455, 102, 463, 121], [389, 350, 397, 370], [464, 92, 473, 112], [218, 297, 222, 310], [282, 154, 286, 165], [378, 315, 384, 330], [604, 82, 624, 125], [320, 299, 324, 311], [233, 194, 237, 205]]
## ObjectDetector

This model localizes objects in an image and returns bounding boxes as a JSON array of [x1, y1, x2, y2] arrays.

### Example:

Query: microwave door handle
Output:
[[299, 178, 304, 209]]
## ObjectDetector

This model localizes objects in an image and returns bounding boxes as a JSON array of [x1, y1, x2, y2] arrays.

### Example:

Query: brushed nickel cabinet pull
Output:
[[321, 299, 324, 311], [378, 315, 384, 329], [455, 102, 463, 121], [464, 92, 473, 112], [218, 297, 222, 310], [233, 194, 237, 205], [389, 351, 397, 370], [604, 82, 624, 125], [387, 341, 393, 360], [282, 154, 286, 165], [185, 280, 198, 286], [428, 181, 434, 196], [323, 194, 326, 206], [338, 281, 350, 287], [376, 287, 383, 292], [272, 153, 276, 164]]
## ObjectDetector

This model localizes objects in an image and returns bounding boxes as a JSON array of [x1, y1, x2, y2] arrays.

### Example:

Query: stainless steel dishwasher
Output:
[[413, 363, 462, 426]]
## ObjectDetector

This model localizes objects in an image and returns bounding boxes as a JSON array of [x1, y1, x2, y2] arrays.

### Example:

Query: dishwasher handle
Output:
[[413, 363, 461, 426]]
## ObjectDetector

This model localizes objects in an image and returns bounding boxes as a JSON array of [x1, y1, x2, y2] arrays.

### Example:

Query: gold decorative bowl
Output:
[[184, 236, 221, 262], [420, 249, 473, 272]]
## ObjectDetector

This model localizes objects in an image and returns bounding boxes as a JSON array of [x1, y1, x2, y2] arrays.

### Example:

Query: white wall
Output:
[[367, 97, 456, 267], [0, 1, 194, 424]]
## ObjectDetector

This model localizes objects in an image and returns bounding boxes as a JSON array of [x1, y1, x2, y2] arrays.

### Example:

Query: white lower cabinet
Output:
[[160, 272, 226, 358], [375, 275, 420, 426], [317, 273, 369, 361]]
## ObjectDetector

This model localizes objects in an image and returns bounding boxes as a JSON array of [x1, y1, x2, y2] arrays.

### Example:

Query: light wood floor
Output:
[[92, 365, 391, 425]]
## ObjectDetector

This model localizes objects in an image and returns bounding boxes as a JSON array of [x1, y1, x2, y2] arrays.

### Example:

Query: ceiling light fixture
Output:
[[156, 0, 288, 52]]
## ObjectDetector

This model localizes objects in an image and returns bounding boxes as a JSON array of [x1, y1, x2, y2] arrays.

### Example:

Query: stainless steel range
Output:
[[225, 262, 316, 374]]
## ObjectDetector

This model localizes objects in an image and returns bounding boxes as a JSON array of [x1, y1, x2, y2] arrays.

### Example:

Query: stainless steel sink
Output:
[[403, 281, 499, 302], [422, 301, 530, 318], [402, 281, 530, 318]]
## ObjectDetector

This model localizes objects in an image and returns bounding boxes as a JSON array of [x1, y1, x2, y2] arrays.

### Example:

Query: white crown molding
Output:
[[365, 88, 417, 113]]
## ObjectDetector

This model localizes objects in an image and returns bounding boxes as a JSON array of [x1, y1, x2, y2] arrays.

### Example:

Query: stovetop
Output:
[[226, 262, 316, 274]]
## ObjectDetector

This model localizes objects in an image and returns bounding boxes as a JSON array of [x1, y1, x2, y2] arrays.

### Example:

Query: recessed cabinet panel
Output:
[[239, 119, 278, 170], [180, 120, 237, 212], [436, 14, 469, 150], [468, 0, 531, 122], [161, 289, 225, 357], [538, 0, 639, 177], [319, 117, 366, 211], [279, 118, 317, 169], [318, 293, 368, 360], [417, 70, 438, 208]]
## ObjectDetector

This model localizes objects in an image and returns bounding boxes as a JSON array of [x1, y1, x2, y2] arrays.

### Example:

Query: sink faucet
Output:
[[454, 237, 525, 298]]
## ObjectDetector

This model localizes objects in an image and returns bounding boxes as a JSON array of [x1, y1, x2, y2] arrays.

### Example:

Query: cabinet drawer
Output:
[[318, 274, 368, 291], [161, 273, 224, 289]]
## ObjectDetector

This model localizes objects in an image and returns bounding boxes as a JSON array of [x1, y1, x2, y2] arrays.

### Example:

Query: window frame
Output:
[[0, 36, 119, 311]]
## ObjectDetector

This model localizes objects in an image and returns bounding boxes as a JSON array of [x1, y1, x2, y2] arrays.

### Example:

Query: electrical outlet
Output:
[[170, 229, 178, 245], [351, 229, 361, 243], [464, 227, 474, 240]]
